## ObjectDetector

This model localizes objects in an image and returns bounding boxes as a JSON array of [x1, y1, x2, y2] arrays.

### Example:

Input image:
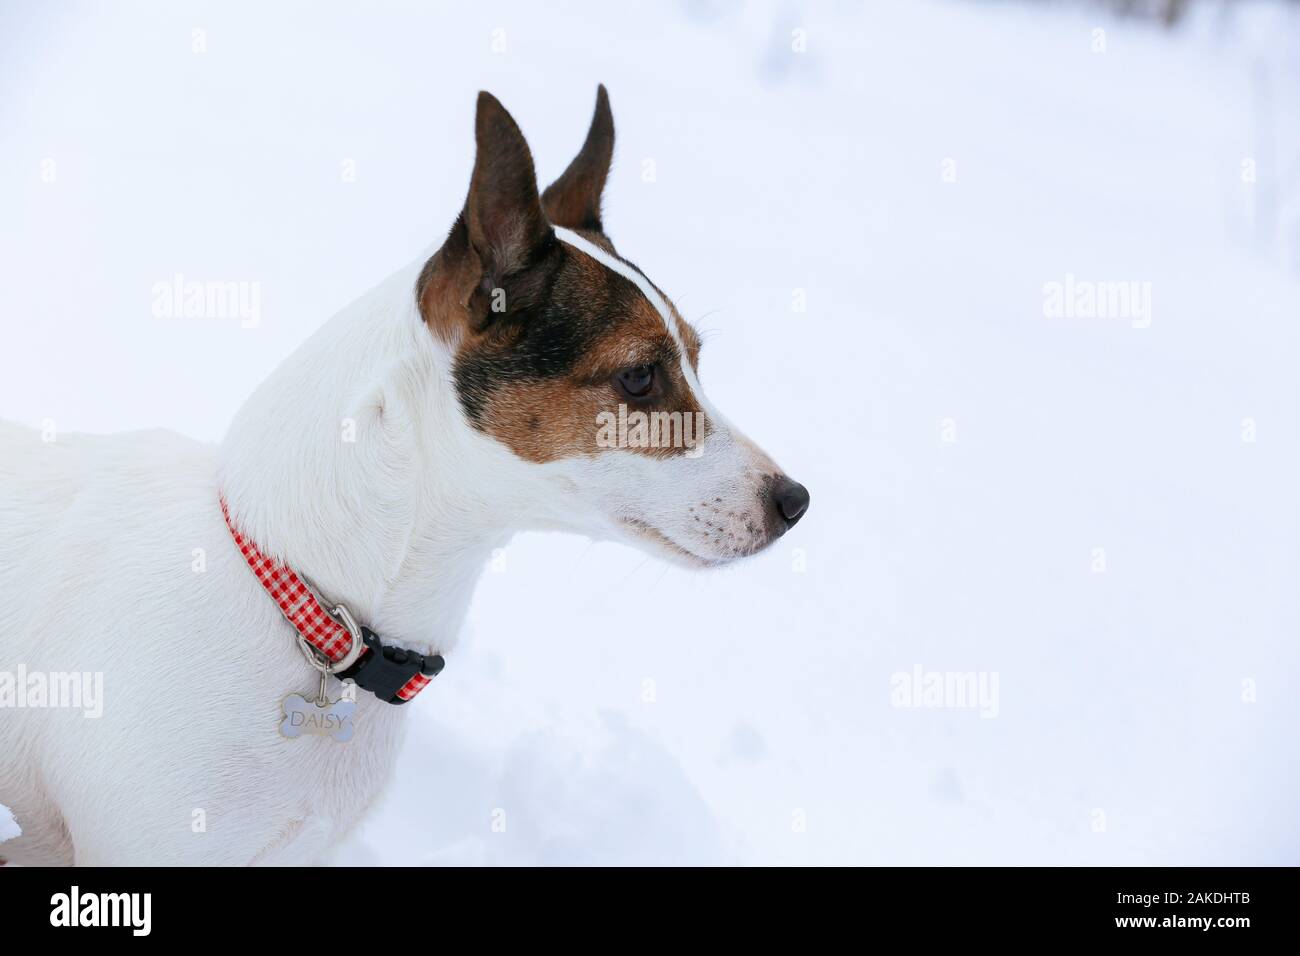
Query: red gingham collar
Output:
[[221, 497, 435, 703]]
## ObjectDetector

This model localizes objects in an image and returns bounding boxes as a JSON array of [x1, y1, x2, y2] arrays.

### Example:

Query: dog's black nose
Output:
[[771, 476, 810, 528]]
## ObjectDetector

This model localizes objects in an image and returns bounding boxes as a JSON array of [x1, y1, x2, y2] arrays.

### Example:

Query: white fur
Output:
[[0, 236, 784, 864]]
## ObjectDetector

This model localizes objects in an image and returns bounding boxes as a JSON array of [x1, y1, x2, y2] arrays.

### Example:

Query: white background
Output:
[[2, 0, 1298, 864]]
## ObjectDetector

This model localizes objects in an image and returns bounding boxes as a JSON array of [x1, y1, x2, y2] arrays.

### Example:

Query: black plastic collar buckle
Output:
[[337, 627, 445, 705]]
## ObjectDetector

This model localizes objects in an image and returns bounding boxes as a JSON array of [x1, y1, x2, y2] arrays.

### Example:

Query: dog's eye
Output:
[[614, 364, 656, 399]]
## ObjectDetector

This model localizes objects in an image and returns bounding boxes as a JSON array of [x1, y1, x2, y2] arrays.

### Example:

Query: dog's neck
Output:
[[217, 256, 536, 657]]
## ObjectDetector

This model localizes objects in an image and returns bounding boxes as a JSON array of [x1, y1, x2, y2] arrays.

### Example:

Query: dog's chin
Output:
[[616, 518, 735, 570]]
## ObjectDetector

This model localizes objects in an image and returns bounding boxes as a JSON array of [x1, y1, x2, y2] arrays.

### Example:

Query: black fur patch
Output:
[[452, 242, 660, 426]]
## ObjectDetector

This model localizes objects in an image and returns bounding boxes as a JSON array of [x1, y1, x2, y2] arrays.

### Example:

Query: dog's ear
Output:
[[542, 84, 614, 232], [458, 92, 558, 328]]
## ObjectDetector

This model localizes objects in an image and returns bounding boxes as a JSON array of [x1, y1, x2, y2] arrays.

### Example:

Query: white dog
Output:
[[0, 87, 809, 865]]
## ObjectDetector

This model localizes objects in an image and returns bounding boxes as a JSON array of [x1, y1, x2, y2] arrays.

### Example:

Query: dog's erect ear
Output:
[[421, 93, 561, 340], [463, 92, 556, 311], [542, 85, 614, 232]]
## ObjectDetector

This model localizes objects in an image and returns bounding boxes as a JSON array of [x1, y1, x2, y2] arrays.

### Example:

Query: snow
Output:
[[2, 0, 1297, 865], [0, 803, 19, 844]]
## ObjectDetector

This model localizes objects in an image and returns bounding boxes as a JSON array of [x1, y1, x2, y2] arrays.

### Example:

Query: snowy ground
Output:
[[0, 802, 20, 844], [2, 0, 1298, 864]]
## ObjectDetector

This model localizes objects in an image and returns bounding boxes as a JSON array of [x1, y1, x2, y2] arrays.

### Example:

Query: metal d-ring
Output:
[[325, 602, 366, 672], [294, 577, 368, 675], [297, 600, 369, 676]]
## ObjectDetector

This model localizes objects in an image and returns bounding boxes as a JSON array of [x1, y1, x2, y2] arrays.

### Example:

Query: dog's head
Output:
[[419, 87, 808, 568]]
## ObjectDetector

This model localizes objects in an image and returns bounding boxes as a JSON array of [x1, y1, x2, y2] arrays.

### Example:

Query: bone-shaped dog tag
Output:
[[279, 692, 355, 743]]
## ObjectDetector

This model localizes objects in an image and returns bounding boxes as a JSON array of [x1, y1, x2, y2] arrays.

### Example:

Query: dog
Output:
[[0, 87, 809, 865]]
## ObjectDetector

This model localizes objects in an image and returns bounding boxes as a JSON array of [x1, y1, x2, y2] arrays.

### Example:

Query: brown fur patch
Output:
[[436, 236, 711, 464], [416, 224, 480, 348]]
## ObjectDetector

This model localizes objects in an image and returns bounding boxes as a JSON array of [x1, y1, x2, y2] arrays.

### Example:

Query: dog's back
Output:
[[1, 421, 119, 660], [0, 421, 218, 627], [0, 421, 222, 863]]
